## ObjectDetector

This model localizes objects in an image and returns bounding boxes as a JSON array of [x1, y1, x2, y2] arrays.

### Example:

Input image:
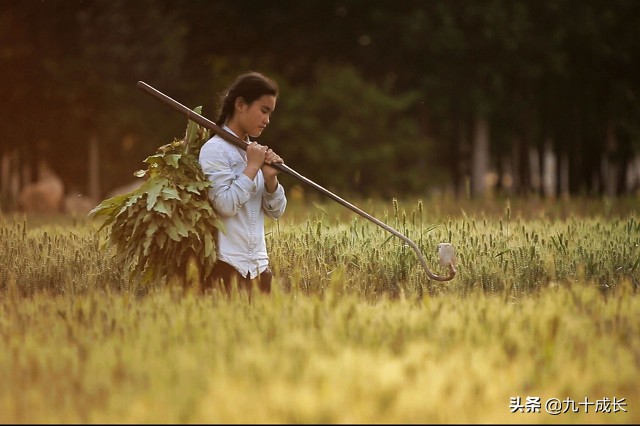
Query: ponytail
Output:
[[215, 93, 235, 126]]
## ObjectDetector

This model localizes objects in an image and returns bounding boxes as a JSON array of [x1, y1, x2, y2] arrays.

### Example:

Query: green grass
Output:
[[0, 196, 639, 423]]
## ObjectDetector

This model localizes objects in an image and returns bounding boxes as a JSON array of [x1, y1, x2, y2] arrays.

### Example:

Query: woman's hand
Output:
[[262, 148, 283, 179], [243, 142, 283, 189], [246, 141, 266, 169], [262, 148, 283, 193], [244, 141, 267, 180]]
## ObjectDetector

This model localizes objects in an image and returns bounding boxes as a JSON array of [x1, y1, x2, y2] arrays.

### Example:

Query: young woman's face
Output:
[[235, 94, 277, 138]]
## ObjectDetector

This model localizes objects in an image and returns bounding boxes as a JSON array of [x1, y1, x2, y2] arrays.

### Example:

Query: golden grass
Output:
[[0, 281, 637, 423], [0, 196, 638, 423]]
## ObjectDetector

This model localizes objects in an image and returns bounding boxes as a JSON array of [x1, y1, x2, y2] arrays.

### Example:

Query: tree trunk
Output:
[[627, 156, 640, 193], [559, 152, 570, 199], [529, 146, 541, 194], [542, 138, 557, 198], [471, 115, 489, 198], [517, 136, 532, 196], [89, 134, 100, 202]]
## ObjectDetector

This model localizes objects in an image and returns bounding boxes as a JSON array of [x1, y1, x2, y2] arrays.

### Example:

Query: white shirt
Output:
[[198, 127, 287, 278]]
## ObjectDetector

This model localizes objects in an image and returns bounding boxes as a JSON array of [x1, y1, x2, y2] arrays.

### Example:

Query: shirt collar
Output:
[[222, 125, 249, 160], [222, 125, 250, 142]]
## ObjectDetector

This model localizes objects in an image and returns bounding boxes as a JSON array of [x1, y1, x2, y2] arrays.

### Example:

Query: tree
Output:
[[0, 0, 188, 202], [3, 0, 640, 203]]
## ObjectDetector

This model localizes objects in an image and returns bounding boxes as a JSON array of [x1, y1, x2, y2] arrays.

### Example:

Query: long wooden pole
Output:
[[136, 81, 456, 282]]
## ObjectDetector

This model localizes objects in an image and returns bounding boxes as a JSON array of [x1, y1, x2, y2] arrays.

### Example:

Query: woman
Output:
[[199, 72, 287, 296]]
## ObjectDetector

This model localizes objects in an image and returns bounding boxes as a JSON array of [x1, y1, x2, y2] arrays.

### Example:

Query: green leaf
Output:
[[165, 226, 181, 242], [185, 106, 203, 145], [164, 154, 181, 169], [144, 154, 164, 166], [145, 221, 159, 239], [88, 193, 129, 218], [204, 233, 214, 258], [181, 181, 211, 194], [161, 186, 181, 201], [171, 213, 192, 238], [130, 213, 145, 239], [146, 177, 167, 210], [142, 222, 159, 256], [155, 232, 168, 249], [153, 199, 172, 216]]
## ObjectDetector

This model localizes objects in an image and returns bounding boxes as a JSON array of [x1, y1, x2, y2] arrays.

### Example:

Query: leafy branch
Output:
[[89, 107, 223, 286]]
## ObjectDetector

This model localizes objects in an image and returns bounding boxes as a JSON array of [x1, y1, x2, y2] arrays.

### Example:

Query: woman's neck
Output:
[[226, 121, 248, 141]]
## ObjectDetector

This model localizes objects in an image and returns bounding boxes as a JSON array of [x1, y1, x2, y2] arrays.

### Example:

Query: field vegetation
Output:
[[0, 196, 638, 423]]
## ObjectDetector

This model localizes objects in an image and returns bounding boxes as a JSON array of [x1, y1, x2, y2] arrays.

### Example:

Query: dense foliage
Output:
[[2, 0, 639, 201], [88, 110, 222, 285]]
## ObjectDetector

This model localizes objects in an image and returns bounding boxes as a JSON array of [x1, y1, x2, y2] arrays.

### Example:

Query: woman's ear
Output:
[[234, 97, 246, 112]]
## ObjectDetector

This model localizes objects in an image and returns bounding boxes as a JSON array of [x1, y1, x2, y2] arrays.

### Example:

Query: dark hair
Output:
[[215, 72, 279, 125]]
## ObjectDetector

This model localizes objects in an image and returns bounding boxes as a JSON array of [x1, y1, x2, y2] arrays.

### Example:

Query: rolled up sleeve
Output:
[[263, 182, 287, 219]]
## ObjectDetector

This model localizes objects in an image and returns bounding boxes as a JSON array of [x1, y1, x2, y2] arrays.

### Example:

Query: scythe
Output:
[[136, 81, 456, 282]]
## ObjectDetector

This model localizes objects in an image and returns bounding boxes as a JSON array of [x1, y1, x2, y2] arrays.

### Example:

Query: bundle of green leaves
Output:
[[89, 107, 223, 286]]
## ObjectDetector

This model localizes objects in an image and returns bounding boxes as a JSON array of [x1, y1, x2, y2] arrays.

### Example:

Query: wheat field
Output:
[[0, 196, 638, 423]]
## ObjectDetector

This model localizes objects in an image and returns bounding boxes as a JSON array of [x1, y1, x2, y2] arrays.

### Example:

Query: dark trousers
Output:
[[205, 260, 272, 296]]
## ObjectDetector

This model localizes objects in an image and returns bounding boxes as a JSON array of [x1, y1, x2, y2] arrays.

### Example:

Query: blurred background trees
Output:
[[1, 0, 639, 211]]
